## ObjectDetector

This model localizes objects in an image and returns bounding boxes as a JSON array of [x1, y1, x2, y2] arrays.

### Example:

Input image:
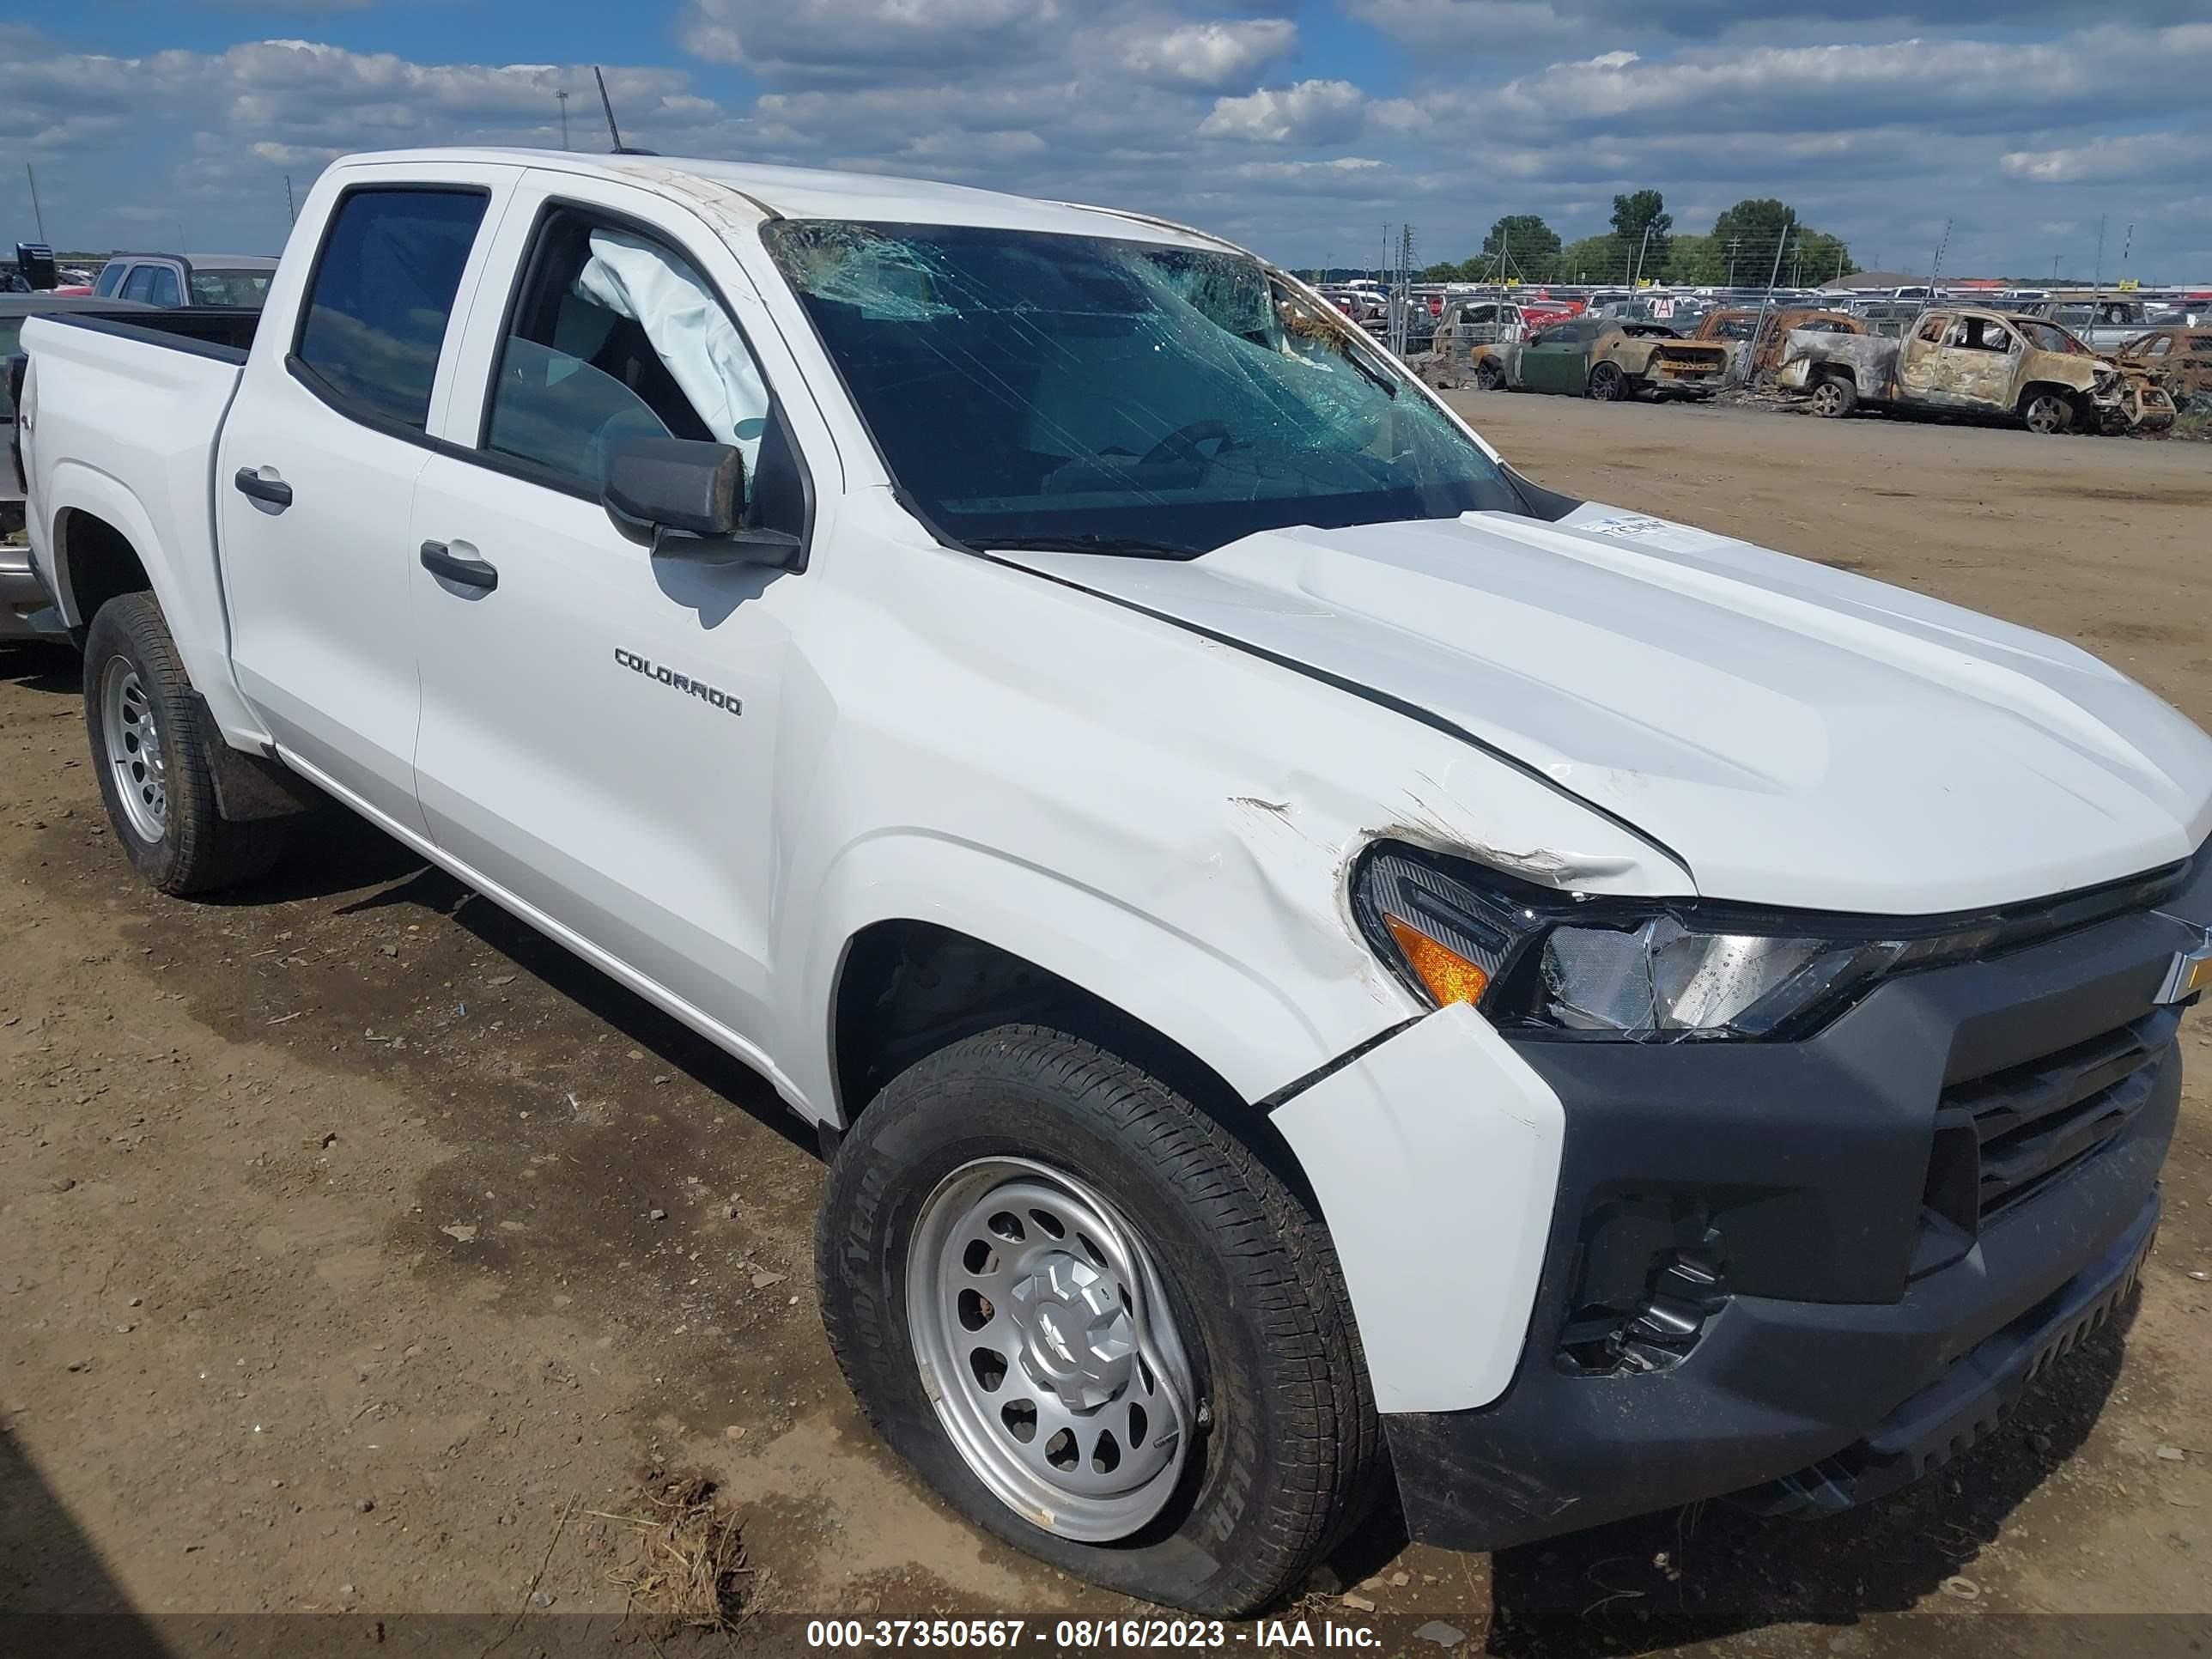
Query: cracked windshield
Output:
[[767, 221, 1521, 556]]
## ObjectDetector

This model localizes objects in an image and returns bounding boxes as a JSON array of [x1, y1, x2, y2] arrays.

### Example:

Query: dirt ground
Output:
[[4, 396, 2209, 1657]]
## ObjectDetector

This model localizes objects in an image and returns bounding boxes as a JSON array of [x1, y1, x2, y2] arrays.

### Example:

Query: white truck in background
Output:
[[15, 148, 2212, 1614]]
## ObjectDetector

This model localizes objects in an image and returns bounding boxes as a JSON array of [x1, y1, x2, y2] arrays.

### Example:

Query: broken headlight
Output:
[[1353, 845, 1999, 1042]]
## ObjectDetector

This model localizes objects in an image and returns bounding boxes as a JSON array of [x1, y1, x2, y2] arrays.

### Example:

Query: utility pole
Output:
[[1748, 217, 1793, 366], [1628, 222, 1652, 288], [24, 162, 46, 243], [2118, 220, 2134, 289], [1727, 235, 1741, 287], [557, 88, 571, 151], [1919, 217, 1951, 319]]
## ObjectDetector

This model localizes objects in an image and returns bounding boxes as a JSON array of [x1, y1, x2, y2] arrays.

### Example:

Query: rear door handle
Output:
[[420, 540, 498, 592], [233, 468, 292, 509]]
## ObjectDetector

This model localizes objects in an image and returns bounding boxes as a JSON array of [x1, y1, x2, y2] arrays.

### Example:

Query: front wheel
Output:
[[817, 1026, 1379, 1614], [2022, 390, 2077, 435], [1474, 358, 1505, 392], [84, 592, 286, 896]]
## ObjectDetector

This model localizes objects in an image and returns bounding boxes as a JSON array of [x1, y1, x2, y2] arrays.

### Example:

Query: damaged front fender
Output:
[[1271, 1001, 1565, 1413]]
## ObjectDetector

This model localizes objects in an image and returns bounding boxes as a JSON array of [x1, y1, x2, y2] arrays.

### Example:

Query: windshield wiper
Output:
[[1337, 341, 1399, 399], [968, 534, 1200, 558]]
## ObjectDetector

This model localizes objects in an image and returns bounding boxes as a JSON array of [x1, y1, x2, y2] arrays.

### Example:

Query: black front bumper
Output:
[[1386, 852, 2206, 1553]]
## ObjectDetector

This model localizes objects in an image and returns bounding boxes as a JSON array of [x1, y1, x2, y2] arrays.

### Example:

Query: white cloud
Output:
[[2, 10, 2210, 283], [1118, 18, 1297, 91], [1477, 26, 2212, 136], [678, 0, 1065, 79], [2001, 132, 2199, 186], [1343, 0, 1577, 47], [1198, 79, 1365, 143]]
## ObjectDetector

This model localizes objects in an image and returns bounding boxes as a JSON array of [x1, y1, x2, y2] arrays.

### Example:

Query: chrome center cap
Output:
[[1009, 1253, 1133, 1410]]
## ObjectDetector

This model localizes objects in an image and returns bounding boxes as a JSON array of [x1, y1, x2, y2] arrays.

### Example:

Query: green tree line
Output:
[[1425, 194, 1857, 287]]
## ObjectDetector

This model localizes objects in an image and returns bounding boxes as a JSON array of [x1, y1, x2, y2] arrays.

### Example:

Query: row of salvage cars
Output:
[[1436, 299, 2196, 437]]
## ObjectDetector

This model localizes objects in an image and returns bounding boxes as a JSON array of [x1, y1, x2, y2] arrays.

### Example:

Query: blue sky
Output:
[[5, 3, 2209, 281]]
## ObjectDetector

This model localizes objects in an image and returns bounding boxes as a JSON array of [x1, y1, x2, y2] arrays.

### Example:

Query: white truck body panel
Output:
[[995, 507, 2212, 915], [19, 147, 2212, 1426], [18, 323, 260, 738], [1272, 1000, 1565, 1413]]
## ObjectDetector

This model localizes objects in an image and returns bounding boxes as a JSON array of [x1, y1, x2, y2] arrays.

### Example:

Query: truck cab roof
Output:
[[330, 147, 1231, 250]]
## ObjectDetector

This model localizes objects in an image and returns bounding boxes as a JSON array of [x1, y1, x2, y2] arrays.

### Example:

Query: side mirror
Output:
[[601, 436, 798, 568]]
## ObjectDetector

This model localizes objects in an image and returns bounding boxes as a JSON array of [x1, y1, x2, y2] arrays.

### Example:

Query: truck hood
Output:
[[999, 505, 2212, 914]]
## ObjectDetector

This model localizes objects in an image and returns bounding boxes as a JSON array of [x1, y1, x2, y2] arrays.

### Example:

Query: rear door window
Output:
[[295, 187, 489, 432], [144, 265, 181, 307], [120, 266, 156, 302]]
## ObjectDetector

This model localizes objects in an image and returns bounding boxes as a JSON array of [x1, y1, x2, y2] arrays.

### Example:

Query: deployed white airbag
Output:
[[577, 229, 768, 471]]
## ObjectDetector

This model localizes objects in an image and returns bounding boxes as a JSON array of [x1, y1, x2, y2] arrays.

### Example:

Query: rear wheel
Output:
[[84, 593, 286, 896], [2022, 389, 2077, 434], [1809, 375, 1856, 418], [817, 1025, 1379, 1614], [1474, 358, 1505, 392], [1587, 362, 1627, 401]]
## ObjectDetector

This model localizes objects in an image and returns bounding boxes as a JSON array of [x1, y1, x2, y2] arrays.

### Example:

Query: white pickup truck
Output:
[[15, 149, 2212, 1614]]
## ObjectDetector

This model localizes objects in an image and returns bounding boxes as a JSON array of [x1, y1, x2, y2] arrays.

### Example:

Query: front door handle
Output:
[[233, 467, 292, 509], [420, 540, 498, 592]]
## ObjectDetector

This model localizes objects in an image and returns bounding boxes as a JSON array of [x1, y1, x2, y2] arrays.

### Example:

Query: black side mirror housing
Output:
[[602, 437, 798, 568]]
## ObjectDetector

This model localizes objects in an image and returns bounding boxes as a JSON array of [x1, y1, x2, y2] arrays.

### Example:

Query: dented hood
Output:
[[999, 506, 2212, 915]]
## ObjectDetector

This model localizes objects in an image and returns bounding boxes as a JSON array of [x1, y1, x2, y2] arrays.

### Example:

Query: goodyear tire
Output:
[[817, 1025, 1380, 1614], [84, 592, 286, 896]]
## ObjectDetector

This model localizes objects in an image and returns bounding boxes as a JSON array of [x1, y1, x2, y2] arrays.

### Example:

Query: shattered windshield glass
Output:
[[765, 221, 1520, 556]]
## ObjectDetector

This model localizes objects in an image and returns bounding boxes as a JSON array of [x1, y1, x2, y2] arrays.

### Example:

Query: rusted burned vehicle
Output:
[[1692, 307, 1865, 379], [2116, 326, 2212, 408], [1434, 295, 1529, 354], [1775, 307, 2176, 434], [1469, 317, 1727, 401]]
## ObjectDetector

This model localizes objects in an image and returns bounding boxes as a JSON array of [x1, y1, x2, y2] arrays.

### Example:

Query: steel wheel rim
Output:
[[907, 1156, 1197, 1542], [100, 656, 167, 842]]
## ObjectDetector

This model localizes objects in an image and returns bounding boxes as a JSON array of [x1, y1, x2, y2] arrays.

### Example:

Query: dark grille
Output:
[[1924, 1006, 2179, 1231]]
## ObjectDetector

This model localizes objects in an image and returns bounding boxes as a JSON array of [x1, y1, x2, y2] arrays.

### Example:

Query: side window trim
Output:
[[285, 181, 495, 437], [455, 192, 817, 562], [474, 198, 781, 454]]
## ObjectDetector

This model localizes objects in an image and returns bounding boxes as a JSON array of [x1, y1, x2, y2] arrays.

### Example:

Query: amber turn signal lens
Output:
[[1382, 914, 1491, 1006]]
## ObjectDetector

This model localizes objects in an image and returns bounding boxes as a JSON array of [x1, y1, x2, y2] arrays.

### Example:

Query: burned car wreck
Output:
[[1775, 307, 2175, 434], [1469, 318, 1728, 402]]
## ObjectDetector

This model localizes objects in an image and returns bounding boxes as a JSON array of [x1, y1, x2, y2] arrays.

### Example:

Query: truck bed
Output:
[[43, 305, 261, 362], [16, 307, 253, 709]]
